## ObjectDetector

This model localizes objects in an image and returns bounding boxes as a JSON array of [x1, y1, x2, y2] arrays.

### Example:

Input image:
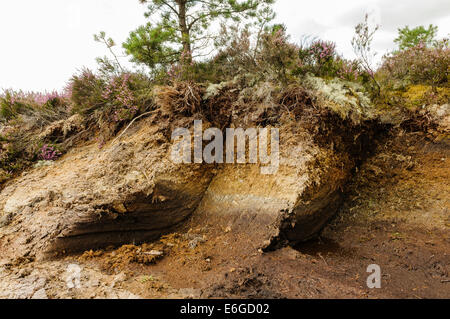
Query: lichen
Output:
[[303, 75, 375, 124]]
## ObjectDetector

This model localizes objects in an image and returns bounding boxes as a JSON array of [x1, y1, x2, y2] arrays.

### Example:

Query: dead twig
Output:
[[111, 111, 153, 146]]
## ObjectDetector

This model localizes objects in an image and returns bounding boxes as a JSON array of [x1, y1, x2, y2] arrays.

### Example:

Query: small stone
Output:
[[89, 279, 100, 287], [112, 203, 127, 214], [175, 288, 201, 299], [143, 250, 163, 256], [0, 213, 13, 228], [117, 291, 141, 299], [31, 288, 48, 299], [111, 272, 127, 287], [188, 236, 206, 249], [18, 268, 31, 278]]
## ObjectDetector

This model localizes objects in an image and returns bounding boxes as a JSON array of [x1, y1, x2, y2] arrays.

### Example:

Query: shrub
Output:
[[38, 144, 62, 161], [165, 25, 300, 84], [159, 26, 366, 86], [257, 26, 301, 83], [68, 69, 107, 115], [351, 14, 381, 95], [0, 90, 68, 124], [102, 73, 140, 122], [0, 125, 36, 178], [68, 70, 154, 122], [394, 25, 438, 51], [378, 39, 449, 88], [336, 58, 362, 82], [296, 39, 366, 83], [308, 40, 336, 63], [0, 88, 70, 176], [186, 24, 261, 83]]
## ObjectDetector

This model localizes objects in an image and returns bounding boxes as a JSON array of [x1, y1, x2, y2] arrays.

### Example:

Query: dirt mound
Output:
[[0, 81, 377, 262], [0, 115, 215, 259]]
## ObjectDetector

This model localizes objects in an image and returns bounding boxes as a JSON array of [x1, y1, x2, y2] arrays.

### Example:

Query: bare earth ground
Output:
[[0, 130, 448, 299]]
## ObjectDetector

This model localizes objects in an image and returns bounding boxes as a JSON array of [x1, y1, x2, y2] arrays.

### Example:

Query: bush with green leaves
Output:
[[68, 69, 107, 115], [101, 73, 151, 122], [394, 24, 438, 51]]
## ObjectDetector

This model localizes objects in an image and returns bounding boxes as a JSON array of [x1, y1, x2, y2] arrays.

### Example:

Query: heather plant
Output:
[[195, 27, 365, 85], [295, 38, 365, 83], [192, 14, 274, 83], [169, 20, 290, 84], [0, 90, 32, 121], [0, 89, 69, 182], [0, 89, 69, 125], [38, 144, 62, 161], [69, 68, 155, 116], [0, 134, 26, 177], [68, 69, 107, 115], [308, 40, 336, 63], [0, 125, 37, 180], [378, 39, 449, 89], [0, 69, 156, 183], [0, 86, 72, 177], [206, 24, 257, 81], [337, 58, 362, 82], [257, 25, 301, 83], [102, 73, 141, 122], [0, 132, 63, 183], [298, 40, 338, 78]]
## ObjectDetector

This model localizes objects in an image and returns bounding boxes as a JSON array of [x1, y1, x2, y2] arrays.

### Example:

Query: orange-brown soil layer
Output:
[[2, 130, 447, 299]]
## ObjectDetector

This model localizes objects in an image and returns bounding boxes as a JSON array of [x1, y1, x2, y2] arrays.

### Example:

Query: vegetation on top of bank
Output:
[[0, 1, 448, 184]]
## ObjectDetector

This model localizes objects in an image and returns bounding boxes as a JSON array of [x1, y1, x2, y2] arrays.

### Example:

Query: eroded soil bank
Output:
[[0, 130, 448, 299], [0, 81, 378, 261]]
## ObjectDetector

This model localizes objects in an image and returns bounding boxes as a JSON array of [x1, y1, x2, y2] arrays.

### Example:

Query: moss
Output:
[[403, 85, 429, 101], [400, 85, 431, 110], [377, 84, 450, 113]]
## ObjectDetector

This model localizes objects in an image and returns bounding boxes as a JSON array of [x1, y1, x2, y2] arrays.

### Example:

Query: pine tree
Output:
[[123, 0, 275, 68]]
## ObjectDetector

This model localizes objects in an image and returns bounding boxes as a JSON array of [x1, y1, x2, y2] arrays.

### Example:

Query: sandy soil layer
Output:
[[0, 130, 448, 299]]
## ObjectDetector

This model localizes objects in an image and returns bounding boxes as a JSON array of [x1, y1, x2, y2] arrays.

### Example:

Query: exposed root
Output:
[[154, 82, 203, 116]]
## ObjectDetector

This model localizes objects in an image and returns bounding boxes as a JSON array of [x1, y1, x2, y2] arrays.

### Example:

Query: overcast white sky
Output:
[[0, 0, 449, 92]]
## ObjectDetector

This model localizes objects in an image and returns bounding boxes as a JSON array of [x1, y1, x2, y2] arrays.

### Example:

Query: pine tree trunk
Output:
[[177, 0, 192, 63]]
